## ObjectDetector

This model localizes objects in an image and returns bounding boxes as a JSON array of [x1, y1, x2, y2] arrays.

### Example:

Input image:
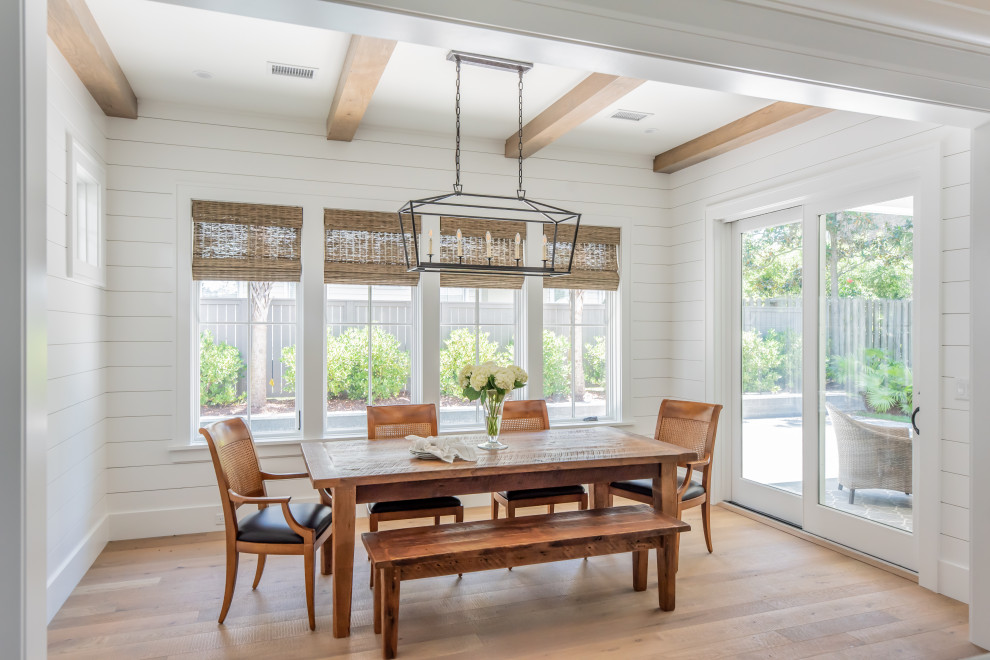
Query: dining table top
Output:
[[301, 426, 696, 489]]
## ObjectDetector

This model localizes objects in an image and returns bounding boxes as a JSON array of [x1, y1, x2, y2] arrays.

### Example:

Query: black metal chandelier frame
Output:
[[398, 50, 581, 277]]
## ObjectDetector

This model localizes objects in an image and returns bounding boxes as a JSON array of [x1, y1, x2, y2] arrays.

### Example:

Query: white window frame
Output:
[[176, 187, 628, 445], [66, 134, 106, 287], [323, 282, 420, 435], [542, 287, 618, 423], [437, 286, 526, 431], [194, 280, 302, 438]]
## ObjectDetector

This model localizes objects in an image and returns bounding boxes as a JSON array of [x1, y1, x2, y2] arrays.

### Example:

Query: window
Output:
[[325, 284, 416, 433], [192, 200, 303, 437], [543, 288, 613, 421], [439, 287, 520, 427], [198, 280, 299, 434], [67, 135, 105, 286]]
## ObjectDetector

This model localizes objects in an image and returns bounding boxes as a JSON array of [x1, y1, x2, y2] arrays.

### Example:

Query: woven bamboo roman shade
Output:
[[192, 200, 303, 281], [543, 224, 620, 291], [324, 209, 419, 286], [438, 217, 525, 289]]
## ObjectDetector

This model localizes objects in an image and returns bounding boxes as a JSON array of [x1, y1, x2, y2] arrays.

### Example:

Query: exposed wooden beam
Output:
[[326, 35, 396, 141], [47, 0, 138, 119], [504, 73, 644, 159], [652, 101, 831, 173]]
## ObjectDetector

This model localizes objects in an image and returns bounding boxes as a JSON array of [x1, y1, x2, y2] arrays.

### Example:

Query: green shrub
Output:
[[280, 344, 296, 393], [584, 335, 606, 387], [439, 327, 511, 399], [860, 348, 912, 414], [199, 330, 245, 406], [280, 327, 411, 401], [543, 329, 571, 398], [741, 329, 784, 393]]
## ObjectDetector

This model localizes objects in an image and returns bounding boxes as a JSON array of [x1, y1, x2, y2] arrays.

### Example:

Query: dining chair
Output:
[[490, 399, 588, 518], [200, 417, 333, 631], [608, 399, 722, 558], [366, 403, 464, 586]]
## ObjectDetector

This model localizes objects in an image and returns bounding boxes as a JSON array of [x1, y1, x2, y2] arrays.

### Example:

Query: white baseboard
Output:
[[108, 493, 496, 541], [939, 559, 970, 604], [47, 514, 109, 622]]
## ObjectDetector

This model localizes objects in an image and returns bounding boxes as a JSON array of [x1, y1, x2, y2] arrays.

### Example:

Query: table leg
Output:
[[331, 485, 356, 638], [591, 482, 610, 509], [654, 462, 679, 610], [632, 550, 648, 591]]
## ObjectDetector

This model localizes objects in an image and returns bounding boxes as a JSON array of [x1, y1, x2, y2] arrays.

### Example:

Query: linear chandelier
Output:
[[398, 50, 581, 277]]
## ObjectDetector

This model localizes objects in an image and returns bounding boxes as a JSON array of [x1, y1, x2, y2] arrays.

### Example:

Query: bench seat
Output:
[[362, 505, 690, 658]]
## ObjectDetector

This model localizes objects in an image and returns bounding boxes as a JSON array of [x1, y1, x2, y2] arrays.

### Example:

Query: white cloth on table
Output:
[[406, 435, 479, 463]]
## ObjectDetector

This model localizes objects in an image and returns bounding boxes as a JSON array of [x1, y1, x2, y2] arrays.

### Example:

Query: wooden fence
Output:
[[743, 297, 912, 393]]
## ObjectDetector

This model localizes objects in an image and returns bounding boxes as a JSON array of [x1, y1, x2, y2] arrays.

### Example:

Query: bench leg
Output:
[[373, 567, 382, 635], [632, 550, 648, 591], [657, 536, 676, 612], [382, 567, 401, 659]]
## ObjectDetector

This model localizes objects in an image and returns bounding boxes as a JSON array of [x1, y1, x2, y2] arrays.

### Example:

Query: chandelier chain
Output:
[[454, 58, 462, 194], [517, 68, 525, 198]]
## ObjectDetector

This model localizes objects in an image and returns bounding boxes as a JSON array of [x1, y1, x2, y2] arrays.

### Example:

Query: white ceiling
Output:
[[85, 0, 775, 157]]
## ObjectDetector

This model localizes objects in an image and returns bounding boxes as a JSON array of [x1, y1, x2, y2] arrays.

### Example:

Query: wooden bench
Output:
[[361, 505, 690, 658]]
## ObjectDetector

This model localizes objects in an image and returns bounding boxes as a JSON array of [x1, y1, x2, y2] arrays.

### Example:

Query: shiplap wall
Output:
[[664, 111, 972, 602], [102, 100, 667, 539], [45, 41, 110, 620]]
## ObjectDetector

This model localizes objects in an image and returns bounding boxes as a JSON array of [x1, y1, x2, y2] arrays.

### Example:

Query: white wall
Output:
[[100, 101, 669, 539], [45, 41, 110, 620], [664, 110, 971, 602]]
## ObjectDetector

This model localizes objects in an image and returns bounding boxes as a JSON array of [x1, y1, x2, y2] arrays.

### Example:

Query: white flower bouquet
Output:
[[457, 362, 528, 450]]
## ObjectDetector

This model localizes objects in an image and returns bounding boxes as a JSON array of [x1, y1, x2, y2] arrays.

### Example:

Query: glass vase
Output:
[[477, 389, 508, 450]]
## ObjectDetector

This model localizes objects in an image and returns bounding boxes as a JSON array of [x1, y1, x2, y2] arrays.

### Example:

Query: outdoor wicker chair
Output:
[[825, 403, 912, 504]]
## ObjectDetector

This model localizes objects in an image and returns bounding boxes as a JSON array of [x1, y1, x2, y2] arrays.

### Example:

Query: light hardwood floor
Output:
[[48, 505, 983, 659]]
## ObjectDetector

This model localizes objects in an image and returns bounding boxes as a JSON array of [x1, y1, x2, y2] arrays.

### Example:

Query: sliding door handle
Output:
[[911, 406, 920, 435]]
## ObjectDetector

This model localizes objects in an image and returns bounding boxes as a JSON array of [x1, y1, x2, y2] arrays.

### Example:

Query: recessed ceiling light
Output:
[[194, 70, 213, 79], [644, 128, 659, 134]]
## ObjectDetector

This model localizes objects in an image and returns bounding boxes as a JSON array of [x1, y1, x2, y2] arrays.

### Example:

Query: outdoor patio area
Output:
[[742, 415, 914, 532]]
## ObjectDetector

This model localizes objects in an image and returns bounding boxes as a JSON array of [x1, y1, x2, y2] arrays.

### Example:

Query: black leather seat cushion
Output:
[[237, 503, 332, 544], [610, 476, 705, 501], [498, 484, 586, 500], [368, 496, 462, 515]]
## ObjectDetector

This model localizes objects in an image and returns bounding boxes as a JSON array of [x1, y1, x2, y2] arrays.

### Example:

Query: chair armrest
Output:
[[682, 458, 710, 468], [227, 490, 312, 537], [228, 491, 291, 506], [260, 471, 309, 481]]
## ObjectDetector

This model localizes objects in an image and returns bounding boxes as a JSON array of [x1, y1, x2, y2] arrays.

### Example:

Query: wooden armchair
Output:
[[366, 404, 464, 585], [608, 399, 722, 556], [491, 400, 588, 518], [200, 418, 332, 631]]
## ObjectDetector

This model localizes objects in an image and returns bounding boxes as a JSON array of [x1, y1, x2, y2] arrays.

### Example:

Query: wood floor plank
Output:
[[48, 506, 984, 659]]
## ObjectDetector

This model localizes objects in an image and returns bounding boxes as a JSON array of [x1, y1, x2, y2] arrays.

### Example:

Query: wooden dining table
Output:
[[300, 426, 695, 638]]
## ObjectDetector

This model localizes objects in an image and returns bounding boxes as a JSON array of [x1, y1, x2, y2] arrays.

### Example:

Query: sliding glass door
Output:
[[730, 193, 924, 570]]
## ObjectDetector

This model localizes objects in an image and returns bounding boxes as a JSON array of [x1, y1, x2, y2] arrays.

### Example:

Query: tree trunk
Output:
[[573, 290, 586, 400], [250, 282, 273, 414]]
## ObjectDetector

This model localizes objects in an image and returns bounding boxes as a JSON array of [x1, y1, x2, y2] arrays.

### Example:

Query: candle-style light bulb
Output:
[[485, 230, 492, 258], [428, 229, 433, 255], [541, 233, 548, 261], [514, 232, 521, 260], [456, 228, 463, 257]]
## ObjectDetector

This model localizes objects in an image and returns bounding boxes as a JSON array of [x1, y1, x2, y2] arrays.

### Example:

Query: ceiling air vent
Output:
[[610, 109, 653, 122], [270, 62, 316, 80]]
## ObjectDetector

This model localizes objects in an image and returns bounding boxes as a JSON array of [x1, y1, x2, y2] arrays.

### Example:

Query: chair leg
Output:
[[632, 550, 648, 591], [548, 503, 555, 514], [702, 499, 713, 554], [218, 550, 238, 624], [491, 495, 499, 519], [580, 493, 588, 510], [369, 514, 378, 589], [434, 516, 440, 525], [837, 483, 843, 491], [304, 547, 316, 631], [507, 502, 516, 519], [252, 554, 266, 590], [321, 539, 333, 576], [455, 507, 464, 577], [849, 489, 856, 505]]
